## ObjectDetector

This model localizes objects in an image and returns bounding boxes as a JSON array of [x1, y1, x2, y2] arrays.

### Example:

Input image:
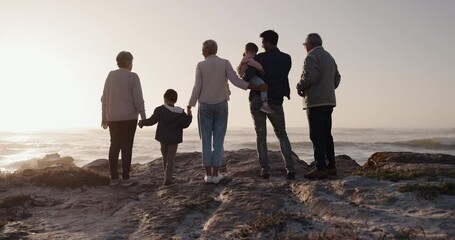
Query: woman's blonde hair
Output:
[[202, 39, 218, 55]]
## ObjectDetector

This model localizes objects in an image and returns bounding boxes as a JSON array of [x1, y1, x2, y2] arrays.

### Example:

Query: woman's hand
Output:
[[101, 119, 108, 129], [187, 106, 193, 117]]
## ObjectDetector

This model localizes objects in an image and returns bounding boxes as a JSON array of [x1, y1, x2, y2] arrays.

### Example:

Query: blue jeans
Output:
[[306, 106, 335, 171], [249, 76, 268, 103], [198, 101, 228, 167], [249, 95, 295, 174]]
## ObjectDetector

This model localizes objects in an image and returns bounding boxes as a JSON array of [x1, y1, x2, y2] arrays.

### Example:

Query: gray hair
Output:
[[202, 39, 218, 55], [305, 33, 323, 47], [116, 51, 133, 68]]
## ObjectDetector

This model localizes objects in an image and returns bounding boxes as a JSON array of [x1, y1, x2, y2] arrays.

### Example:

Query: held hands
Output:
[[296, 84, 305, 97], [138, 120, 144, 129], [186, 106, 192, 117], [101, 119, 108, 129]]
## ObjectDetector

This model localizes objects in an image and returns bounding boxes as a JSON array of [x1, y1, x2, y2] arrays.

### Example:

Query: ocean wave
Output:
[[225, 138, 455, 151], [390, 137, 455, 150]]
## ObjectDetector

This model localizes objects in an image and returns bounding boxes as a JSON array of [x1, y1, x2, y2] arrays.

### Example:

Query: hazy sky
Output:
[[1, 0, 454, 131]]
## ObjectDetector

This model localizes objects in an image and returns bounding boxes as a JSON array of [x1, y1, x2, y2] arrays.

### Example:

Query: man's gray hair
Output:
[[202, 39, 218, 55], [305, 33, 323, 47]]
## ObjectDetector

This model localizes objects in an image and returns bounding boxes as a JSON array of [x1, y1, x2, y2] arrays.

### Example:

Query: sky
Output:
[[0, 0, 454, 131]]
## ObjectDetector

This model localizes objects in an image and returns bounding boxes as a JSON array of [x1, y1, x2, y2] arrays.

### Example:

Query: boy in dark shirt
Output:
[[138, 89, 192, 186]]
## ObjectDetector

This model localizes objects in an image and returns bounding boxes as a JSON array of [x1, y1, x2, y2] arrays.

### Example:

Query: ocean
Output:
[[1, 127, 455, 172]]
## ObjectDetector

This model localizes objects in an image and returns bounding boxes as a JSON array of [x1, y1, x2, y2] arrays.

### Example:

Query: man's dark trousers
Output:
[[306, 106, 335, 171]]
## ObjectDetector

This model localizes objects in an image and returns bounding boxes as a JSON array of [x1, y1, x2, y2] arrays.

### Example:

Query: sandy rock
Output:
[[82, 159, 109, 172], [37, 154, 75, 169], [331, 154, 361, 177], [1, 149, 454, 239], [83, 159, 123, 175]]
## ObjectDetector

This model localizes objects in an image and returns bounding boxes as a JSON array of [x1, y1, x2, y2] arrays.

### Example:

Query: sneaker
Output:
[[110, 178, 121, 186], [204, 175, 213, 183], [212, 173, 224, 184], [260, 105, 275, 114], [121, 179, 136, 186], [304, 169, 328, 180], [327, 167, 337, 176]]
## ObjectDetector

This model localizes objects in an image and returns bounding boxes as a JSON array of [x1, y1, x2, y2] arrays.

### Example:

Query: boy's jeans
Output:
[[250, 76, 268, 103], [198, 101, 228, 167]]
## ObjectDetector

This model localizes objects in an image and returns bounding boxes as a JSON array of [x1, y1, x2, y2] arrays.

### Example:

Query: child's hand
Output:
[[138, 120, 144, 128]]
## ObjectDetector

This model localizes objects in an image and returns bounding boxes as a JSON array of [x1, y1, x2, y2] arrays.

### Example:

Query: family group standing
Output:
[[101, 30, 341, 186]]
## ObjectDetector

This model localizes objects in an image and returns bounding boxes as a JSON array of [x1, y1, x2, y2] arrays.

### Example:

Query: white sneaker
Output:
[[110, 178, 121, 186], [212, 173, 224, 184], [121, 179, 135, 186], [260, 105, 275, 114], [204, 175, 213, 183]]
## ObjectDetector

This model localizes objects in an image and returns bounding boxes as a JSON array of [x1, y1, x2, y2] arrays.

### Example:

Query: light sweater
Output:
[[297, 46, 341, 109], [101, 68, 146, 121], [188, 55, 249, 107]]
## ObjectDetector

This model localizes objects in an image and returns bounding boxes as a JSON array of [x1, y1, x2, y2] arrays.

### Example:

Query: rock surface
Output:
[[365, 152, 455, 171], [1, 150, 454, 239], [15, 153, 76, 172]]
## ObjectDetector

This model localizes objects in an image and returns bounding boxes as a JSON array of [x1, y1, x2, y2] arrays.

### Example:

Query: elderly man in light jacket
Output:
[[297, 33, 341, 180]]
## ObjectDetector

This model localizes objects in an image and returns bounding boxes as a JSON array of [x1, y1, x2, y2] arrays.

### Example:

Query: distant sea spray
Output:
[[1, 128, 455, 172]]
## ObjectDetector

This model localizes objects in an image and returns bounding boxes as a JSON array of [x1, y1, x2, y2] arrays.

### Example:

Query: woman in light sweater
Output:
[[101, 51, 146, 186], [187, 40, 266, 184]]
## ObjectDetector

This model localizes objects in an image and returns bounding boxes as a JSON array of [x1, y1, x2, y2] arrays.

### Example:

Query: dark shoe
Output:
[[163, 180, 175, 186], [304, 169, 328, 180], [327, 167, 337, 176], [286, 172, 295, 180], [257, 170, 270, 179]]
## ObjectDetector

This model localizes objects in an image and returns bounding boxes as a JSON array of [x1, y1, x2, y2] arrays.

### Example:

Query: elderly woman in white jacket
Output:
[[187, 40, 266, 184]]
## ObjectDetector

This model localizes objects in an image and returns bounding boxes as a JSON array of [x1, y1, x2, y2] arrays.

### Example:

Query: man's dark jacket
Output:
[[244, 47, 291, 105]]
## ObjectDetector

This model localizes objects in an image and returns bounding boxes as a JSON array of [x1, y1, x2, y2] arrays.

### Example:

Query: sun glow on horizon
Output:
[[1, 44, 89, 132], [1, 1, 454, 132]]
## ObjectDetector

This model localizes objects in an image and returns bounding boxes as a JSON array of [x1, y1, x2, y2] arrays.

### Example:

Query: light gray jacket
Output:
[[297, 46, 341, 109], [101, 68, 146, 121]]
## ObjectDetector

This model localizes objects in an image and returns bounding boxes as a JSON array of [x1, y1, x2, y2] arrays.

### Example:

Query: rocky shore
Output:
[[1, 149, 454, 239]]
